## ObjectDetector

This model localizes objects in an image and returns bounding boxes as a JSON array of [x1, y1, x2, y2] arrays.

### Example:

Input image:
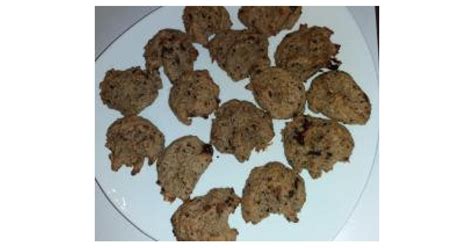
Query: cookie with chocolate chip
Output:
[[246, 67, 305, 119], [210, 100, 274, 162], [106, 116, 165, 176], [208, 30, 270, 81], [241, 161, 306, 224], [100, 67, 162, 116], [169, 70, 220, 125], [238, 6, 302, 36], [183, 6, 232, 45], [275, 24, 341, 82], [281, 115, 354, 179], [171, 188, 240, 241], [157, 135, 213, 202], [307, 70, 371, 124], [144, 29, 198, 83]]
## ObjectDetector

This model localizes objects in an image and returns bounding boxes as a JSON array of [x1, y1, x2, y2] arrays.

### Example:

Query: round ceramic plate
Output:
[[95, 6, 378, 241]]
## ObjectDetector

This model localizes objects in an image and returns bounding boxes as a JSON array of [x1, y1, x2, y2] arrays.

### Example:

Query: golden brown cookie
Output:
[[241, 162, 306, 224], [169, 70, 220, 125], [106, 116, 165, 176], [208, 30, 270, 81], [99, 67, 162, 116], [143, 29, 198, 83], [183, 6, 232, 45], [307, 70, 371, 124], [157, 136, 213, 202], [246, 67, 305, 119], [238, 6, 302, 36], [281, 115, 354, 179], [210, 100, 275, 162], [275, 24, 341, 82], [171, 188, 240, 241]]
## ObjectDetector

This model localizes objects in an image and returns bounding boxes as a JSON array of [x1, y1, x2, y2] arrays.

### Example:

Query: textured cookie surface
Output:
[[238, 6, 302, 36], [246, 67, 305, 119], [169, 70, 220, 125], [208, 30, 270, 81], [211, 100, 274, 162], [106, 116, 165, 175], [144, 29, 198, 83], [241, 162, 306, 224], [275, 24, 341, 82], [171, 188, 240, 241], [100, 67, 162, 116], [157, 136, 213, 202], [183, 6, 232, 45], [282, 115, 354, 179], [307, 71, 371, 124]]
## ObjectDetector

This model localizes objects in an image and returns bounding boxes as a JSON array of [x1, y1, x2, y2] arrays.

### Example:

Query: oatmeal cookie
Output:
[[99, 67, 162, 116], [183, 6, 232, 45], [210, 100, 274, 162], [238, 6, 302, 36], [241, 162, 306, 224], [281, 115, 354, 179], [246, 67, 305, 119], [275, 24, 341, 82], [208, 30, 270, 81], [144, 29, 198, 83], [106, 116, 165, 175], [171, 188, 240, 241], [169, 70, 220, 125], [307, 70, 371, 124], [157, 136, 213, 202]]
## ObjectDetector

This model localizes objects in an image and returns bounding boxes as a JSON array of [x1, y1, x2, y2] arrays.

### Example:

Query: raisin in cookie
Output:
[[208, 30, 270, 81], [106, 116, 165, 176], [275, 24, 341, 82], [99, 67, 162, 116], [210, 100, 274, 162], [281, 115, 354, 179], [157, 136, 213, 202], [144, 29, 198, 83], [246, 67, 305, 119], [183, 6, 232, 45], [241, 162, 306, 224], [169, 70, 220, 125], [238, 6, 302, 37], [171, 188, 240, 241], [307, 70, 371, 124]]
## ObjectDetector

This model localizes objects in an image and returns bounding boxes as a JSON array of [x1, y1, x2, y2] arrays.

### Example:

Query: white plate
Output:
[[95, 6, 379, 241]]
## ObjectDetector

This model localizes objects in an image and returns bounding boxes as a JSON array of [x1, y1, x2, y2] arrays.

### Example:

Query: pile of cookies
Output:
[[99, 6, 371, 241]]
